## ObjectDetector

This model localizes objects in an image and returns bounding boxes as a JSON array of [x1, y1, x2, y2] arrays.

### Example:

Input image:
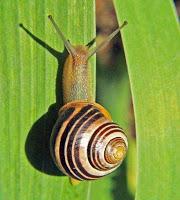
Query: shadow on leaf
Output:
[[20, 23, 67, 176]]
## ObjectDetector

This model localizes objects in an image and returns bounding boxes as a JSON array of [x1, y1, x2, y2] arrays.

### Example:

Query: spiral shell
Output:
[[50, 101, 128, 180]]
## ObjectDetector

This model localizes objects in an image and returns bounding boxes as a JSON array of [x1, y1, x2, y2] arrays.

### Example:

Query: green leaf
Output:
[[114, 0, 179, 200], [0, 1, 96, 200]]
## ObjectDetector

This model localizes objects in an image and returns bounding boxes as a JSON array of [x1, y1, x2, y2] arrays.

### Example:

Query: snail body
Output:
[[62, 45, 93, 103], [48, 16, 128, 183]]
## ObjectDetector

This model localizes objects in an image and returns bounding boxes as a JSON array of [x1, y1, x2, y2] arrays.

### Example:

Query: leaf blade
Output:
[[114, 0, 180, 199]]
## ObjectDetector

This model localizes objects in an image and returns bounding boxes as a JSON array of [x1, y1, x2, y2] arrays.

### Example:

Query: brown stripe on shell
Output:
[[74, 112, 105, 180], [50, 107, 75, 168], [87, 123, 120, 170], [66, 109, 102, 180], [59, 104, 93, 180], [88, 123, 121, 170], [95, 128, 126, 170]]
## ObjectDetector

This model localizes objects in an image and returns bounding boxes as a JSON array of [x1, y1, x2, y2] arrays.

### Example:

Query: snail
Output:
[[48, 15, 128, 184]]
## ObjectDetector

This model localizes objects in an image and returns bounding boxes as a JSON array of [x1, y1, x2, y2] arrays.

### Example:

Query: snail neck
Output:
[[48, 15, 127, 105], [63, 46, 94, 104]]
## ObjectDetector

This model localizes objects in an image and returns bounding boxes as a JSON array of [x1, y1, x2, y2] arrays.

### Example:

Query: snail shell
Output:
[[50, 101, 128, 181]]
